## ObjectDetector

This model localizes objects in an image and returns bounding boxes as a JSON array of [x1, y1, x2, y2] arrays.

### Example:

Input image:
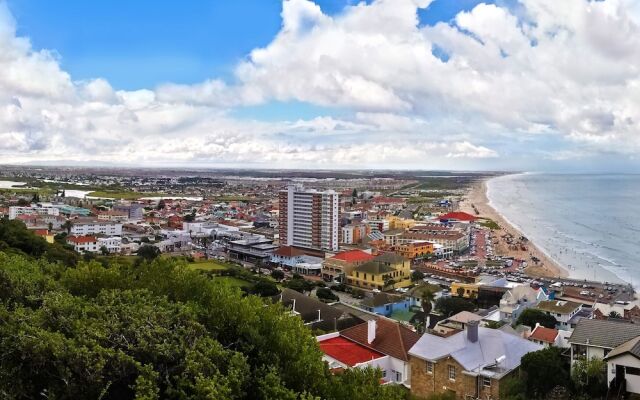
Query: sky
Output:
[[1, 0, 639, 172]]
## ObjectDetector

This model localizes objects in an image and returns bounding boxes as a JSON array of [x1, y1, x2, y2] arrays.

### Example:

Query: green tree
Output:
[[571, 357, 607, 398], [456, 286, 465, 297], [608, 311, 622, 319], [251, 281, 280, 297], [100, 245, 110, 255], [520, 347, 569, 398], [516, 308, 558, 329], [137, 244, 161, 261], [411, 270, 425, 282], [316, 288, 339, 302], [421, 288, 435, 315], [435, 297, 475, 316], [62, 219, 73, 234], [270, 269, 285, 281]]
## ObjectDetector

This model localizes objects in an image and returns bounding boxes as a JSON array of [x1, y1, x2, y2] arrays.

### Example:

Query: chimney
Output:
[[467, 320, 479, 343], [367, 320, 377, 344]]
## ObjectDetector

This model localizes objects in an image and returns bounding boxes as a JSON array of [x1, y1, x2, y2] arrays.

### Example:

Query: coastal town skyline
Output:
[[2, 0, 640, 172]]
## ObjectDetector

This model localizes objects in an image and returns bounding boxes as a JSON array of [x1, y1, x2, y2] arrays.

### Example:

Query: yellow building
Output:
[[394, 240, 434, 260], [347, 252, 411, 291], [387, 215, 416, 230], [451, 282, 479, 299]]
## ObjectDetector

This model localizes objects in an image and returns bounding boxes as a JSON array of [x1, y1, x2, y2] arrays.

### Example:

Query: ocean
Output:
[[486, 173, 640, 288]]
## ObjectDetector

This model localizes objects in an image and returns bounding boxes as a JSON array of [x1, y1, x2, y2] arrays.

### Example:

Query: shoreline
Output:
[[459, 177, 569, 279]]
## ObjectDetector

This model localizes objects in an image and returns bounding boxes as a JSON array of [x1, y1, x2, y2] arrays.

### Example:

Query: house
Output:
[[433, 311, 483, 336], [604, 336, 640, 397], [393, 240, 434, 260], [321, 249, 375, 282], [32, 229, 54, 244], [347, 253, 411, 291], [66, 235, 98, 253], [535, 300, 582, 330], [270, 245, 307, 267], [317, 318, 420, 386], [527, 324, 567, 348], [569, 319, 640, 366], [499, 285, 549, 323], [409, 321, 543, 399], [360, 293, 414, 317]]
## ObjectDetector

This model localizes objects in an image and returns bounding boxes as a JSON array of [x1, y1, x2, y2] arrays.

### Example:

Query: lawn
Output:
[[187, 260, 232, 272], [87, 190, 167, 199], [479, 219, 500, 230], [212, 276, 252, 288]]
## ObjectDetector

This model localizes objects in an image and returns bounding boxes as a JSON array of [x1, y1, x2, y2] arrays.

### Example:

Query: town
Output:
[[0, 167, 637, 400]]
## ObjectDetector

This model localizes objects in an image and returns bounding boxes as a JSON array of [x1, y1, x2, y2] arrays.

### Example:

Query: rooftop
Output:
[[529, 325, 559, 343], [319, 336, 384, 367], [355, 261, 395, 275], [341, 318, 420, 361], [536, 300, 581, 314], [569, 319, 640, 349], [330, 249, 375, 263]]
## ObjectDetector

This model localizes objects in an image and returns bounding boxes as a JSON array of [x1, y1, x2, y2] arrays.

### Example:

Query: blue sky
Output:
[[1, 0, 639, 171], [7, 0, 485, 90]]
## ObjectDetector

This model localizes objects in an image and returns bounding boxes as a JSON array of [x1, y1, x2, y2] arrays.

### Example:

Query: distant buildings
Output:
[[347, 253, 411, 291], [278, 184, 339, 252], [70, 218, 123, 236], [9, 204, 60, 219], [321, 249, 375, 282]]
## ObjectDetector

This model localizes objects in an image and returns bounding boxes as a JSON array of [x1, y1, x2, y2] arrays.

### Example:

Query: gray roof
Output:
[[605, 336, 640, 360], [569, 319, 640, 349], [409, 327, 542, 379]]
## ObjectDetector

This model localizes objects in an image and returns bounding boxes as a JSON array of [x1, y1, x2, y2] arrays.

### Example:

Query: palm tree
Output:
[[421, 289, 435, 315], [609, 311, 622, 319], [62, 220, 73, 235]]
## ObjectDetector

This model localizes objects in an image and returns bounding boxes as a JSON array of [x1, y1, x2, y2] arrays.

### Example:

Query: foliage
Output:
[[270, 269, 285, 281], [519, 347, 569, 398], [455, 286, 465, 297], [316, 288, 339, 302], [434, 297, 475, 316], [420, 289, 435, 315], [516, 308, 558, 329], [250, 281, 280, 297], [411, 270, 425, 282], [608, 311, 622, 319], [285, 277, 315, 293], [484, 320, 505, 329], [0, 218, 77, 266], [137, 244, 161, 261], [571, 357, 607, 398], [499, 376, 527, 400], [0, 252, 404, 399]]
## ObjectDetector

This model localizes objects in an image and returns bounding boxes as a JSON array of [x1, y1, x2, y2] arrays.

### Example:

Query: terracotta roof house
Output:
[[409, 321, 542, 399], [438, 212, 477, 223], [528, 324, 562, 348], [317, 318, 420, 386], [321, 249, 376, 282]]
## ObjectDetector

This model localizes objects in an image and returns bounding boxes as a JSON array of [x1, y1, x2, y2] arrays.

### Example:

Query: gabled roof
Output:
[[340, 318, 420, 361], [536, 300, 581, 314], [569, 319, 640, 349], [604, 336, 640, 361], [277, 288, 343, 325], [355, 261, 395, 275], [409, 327, 542, 379], [447, 311, 483, 325], [439, 212, 477, 222], [529, 325, 559, 343], [330, 249, 375, 263], [319, 336, 384, 366], [374, 252, 406, 264], [67, 235, 97, 244], [272, 246, 306, 257]]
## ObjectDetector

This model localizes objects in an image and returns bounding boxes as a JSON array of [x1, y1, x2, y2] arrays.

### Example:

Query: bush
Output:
[[411, 270, 425, 282], [516, 308, 557, 329], [435, 297, 475, 316], [270, 269, 285, 281], [316, 288, 339, 302], [251, 281, 280, 297]]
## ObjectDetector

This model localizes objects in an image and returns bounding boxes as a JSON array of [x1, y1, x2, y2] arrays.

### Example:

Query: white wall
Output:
[[607, 354, 640, 394]]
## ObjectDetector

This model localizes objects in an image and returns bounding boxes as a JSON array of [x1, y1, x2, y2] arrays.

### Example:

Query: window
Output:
[[483, 377, 491, 387], [448, 365, 456, 381], [627, 367, 640, 376], [391, 370, 402, 382], [381, 370, 387, 378], [426, 361, 434, 374]]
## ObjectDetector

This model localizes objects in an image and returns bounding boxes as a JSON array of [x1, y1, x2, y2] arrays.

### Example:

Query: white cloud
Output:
[[1, 0, 640, 169]]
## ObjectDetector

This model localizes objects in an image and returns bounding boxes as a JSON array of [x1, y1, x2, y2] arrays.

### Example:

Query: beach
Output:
[[459, 178, 568, 279]]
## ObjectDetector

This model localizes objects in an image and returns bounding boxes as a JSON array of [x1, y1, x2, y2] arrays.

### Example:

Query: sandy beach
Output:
[[459, 179, 568, 279]]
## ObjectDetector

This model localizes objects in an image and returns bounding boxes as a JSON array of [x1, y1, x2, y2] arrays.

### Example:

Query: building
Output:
[[569, 319, 640, 366], [317, 318, 420, 386], [32, 229, 54, 244], [341, 222, 369, 245], [438, 212, 478, 223], [278, 184, 339, 252], [67, 235, 99, 253], [97, 236, 122, 253], [321, 249, 375, 282], [9, 205, 60, 219], [604, 336, 640, 397], [400, 231, 469, 254], [360, 293, 414, 317], [226, 236, 279, 263], [527, 324, 564, 348], [499, 285, 549, 323], [433, 311, 484, 336], [409, 321, 542, 399], [70, 218, 123, 236], [113, 203, 145, 220], [393, 240, 434, 260], [347, 253, 411, 291], [535, 300, 582, 330], [270, 246, 308, 267]]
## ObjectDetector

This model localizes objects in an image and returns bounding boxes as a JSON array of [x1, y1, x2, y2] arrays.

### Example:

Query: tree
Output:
[[316, 288, 339, 302], [100, 245, 110, 255], [384, 278, 396, 290], [62, 219, 73, 234], [411, 270, 425, 282], [157, 199, 166, 210], [608, 311, 622, 319], [351, 188, 358, 199], [251, 281, 280, 297], [270, 269, 285, 281], [137, 244, 160, 261], [285, 277, 315, 293], [183, 212, 196, 222], [520, 347, 569, 398], [421, 288, 435, 315], [516, 308, 557, 329], [571, 357, 607, 398], [435, 297, 475, 316], [456, 286, 466, 297]]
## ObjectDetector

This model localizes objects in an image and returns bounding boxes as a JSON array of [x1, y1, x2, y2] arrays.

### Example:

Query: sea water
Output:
[[487, 173, 640, 288]]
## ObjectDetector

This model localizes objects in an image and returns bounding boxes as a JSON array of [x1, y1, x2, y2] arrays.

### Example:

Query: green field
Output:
[[187, 260, 232, 272], [213, 276, 252, 288], [87, 190, 167, 199]]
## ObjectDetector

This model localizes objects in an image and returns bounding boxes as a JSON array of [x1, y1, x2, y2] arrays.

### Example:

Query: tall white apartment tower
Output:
[[278, 184, 339, 252]]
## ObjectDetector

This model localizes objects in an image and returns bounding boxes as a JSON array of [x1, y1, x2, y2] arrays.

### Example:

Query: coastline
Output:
[[459, 176, 569, 279]]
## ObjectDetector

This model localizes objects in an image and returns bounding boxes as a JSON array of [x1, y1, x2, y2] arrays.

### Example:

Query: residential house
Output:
[[360, 293, 414, 317], [270, 246, 308, 267], [347, 253, 411, 291], [499, 285, 549, 323], [317, 318, 420, 386], [32, 229, 54, 244], [604, 336, 640, 397], [535, 300, 582, 330], [569, 319, 640, 366], [321, 249, 375, 282], [67, 235, 98, 253], [527, 324, 568, 348], [409, 321, 543, 399], [433, 311, 483, 337]]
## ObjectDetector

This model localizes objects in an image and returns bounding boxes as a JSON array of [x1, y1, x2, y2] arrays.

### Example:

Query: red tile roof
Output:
[[439, 211, 477, 222], [340, 319, 420, 361], [272, 246, 306, 257], [529, 325, 558, 343], [319, 336, 384, 366], [331, 250, 375, 263], [33, 229, 50, 236], [67, 235, 97, 244]]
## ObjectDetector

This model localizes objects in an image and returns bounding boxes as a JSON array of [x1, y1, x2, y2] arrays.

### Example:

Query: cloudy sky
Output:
[[1, 0, 639, 171]]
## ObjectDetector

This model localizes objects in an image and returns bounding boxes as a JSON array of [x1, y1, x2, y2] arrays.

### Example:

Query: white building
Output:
[[70, 218, 122, 236], [67, 236, 99, 253], [499, 285, 549, 323], [9, 205, 60, 220], [97, 236, 122, 253], [605, 336, 640, 396], [278, 184, 339, 252]]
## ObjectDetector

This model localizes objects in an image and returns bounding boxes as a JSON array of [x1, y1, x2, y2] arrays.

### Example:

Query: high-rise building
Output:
[[278, 184, 339, 252]]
